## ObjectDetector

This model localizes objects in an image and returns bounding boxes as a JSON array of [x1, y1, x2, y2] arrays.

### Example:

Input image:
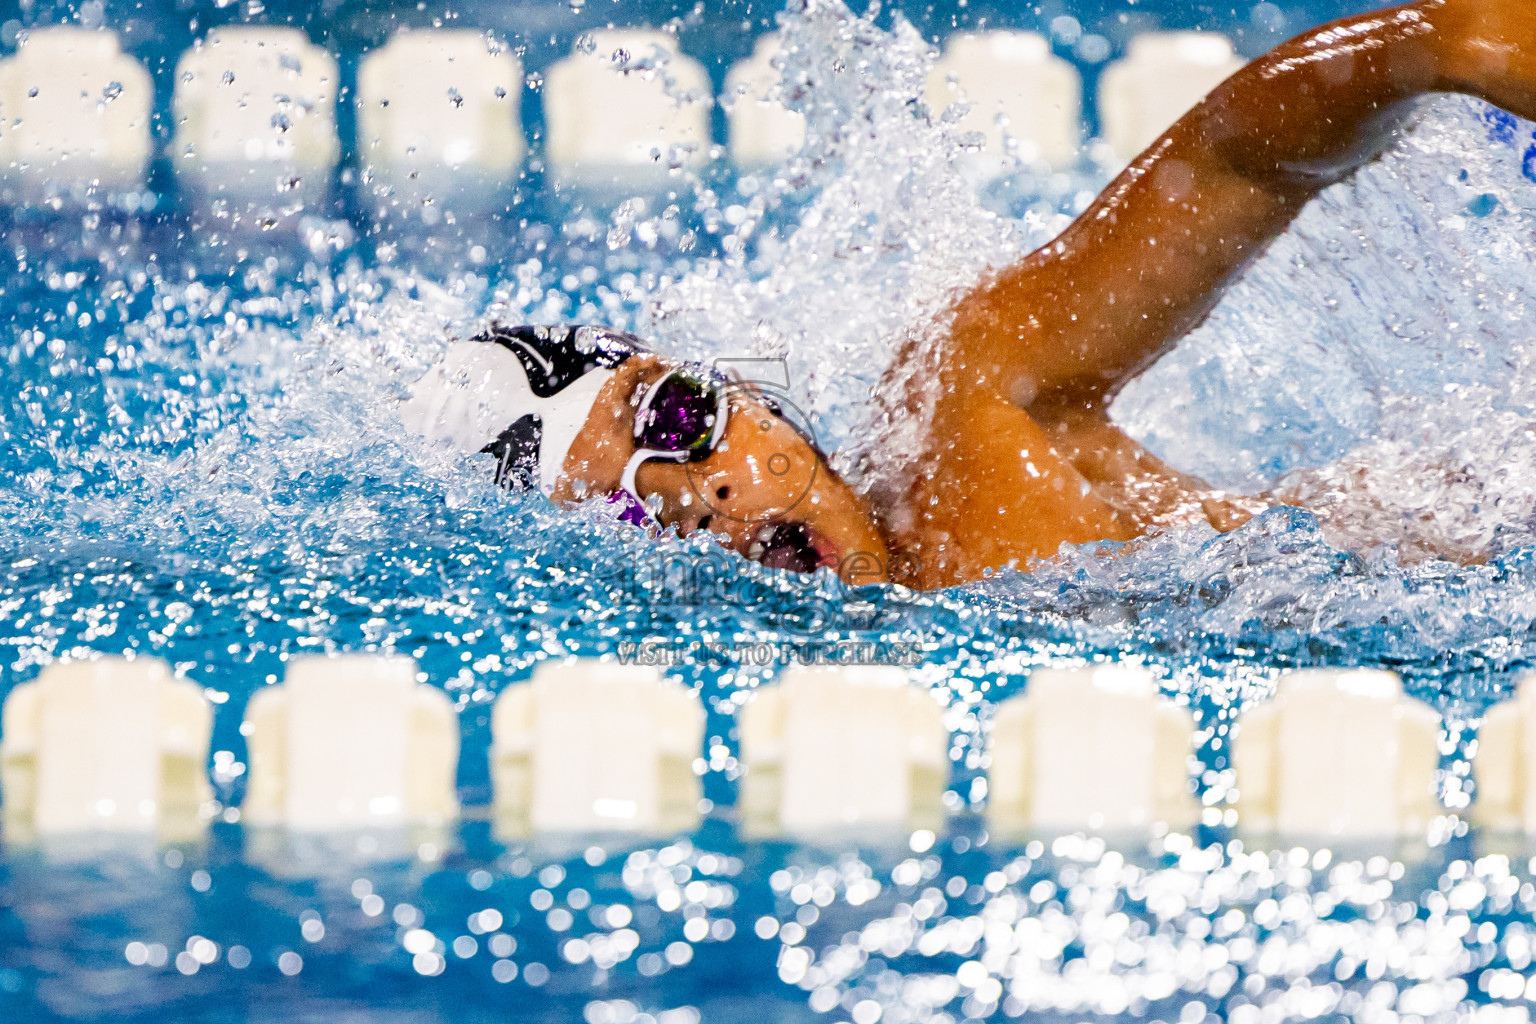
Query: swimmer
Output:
[[406, 0, 1536, 589]]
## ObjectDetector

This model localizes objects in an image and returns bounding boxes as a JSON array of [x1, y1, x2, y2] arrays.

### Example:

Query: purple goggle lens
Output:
[[615, 367, 730, 527], [633, 369, 724, 459]]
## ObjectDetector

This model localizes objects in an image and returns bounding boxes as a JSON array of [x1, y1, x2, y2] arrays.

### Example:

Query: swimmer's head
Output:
[[403, 325, 891, 583]]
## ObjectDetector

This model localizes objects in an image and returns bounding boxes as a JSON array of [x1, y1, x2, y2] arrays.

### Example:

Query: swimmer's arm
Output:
[[947, 0, 1536, 413]]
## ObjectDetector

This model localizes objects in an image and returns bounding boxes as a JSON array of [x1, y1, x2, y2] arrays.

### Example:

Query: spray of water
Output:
[[637, 0, 1031, 495], [1116, 96, 1536, 563], [2, 3, 1536, 734]]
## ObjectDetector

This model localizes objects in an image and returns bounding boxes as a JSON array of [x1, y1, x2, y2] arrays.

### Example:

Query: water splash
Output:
[[1116, 96, 1536, 563], [0, 4, 1535, 766], [637, 0, 1041, 486]]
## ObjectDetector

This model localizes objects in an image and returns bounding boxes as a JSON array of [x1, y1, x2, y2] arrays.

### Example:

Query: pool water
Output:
[[4, 0, 1536, 1021]]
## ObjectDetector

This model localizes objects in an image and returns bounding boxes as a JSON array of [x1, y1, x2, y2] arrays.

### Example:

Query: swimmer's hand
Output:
[[1198, 493, 1275, 534]]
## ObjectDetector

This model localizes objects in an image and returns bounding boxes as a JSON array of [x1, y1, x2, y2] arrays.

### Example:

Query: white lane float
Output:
[[988, 664, 1199, 835], [926, 31, 1082, 173], [1473, 675, 1536, 833], [1098, 32, 1246, 162], [173, 27, 339, 216], [242, 654, 459, 830], [356, 30, 525, 217], [491, 660, 706, 836], [723, 34, 806, 168], [0, 28, 153, 205], [0, 656, 211, 841], [1233, 669, 1442, 838], [543, 29, 712, 186], [737, 666, 949, 836]]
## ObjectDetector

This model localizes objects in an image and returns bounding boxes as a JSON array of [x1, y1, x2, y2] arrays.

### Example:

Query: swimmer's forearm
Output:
[[1432, 0, 1536, 120], [949, 0, 1533, 412]]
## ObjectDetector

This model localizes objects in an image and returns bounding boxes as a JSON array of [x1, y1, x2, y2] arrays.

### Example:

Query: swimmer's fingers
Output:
[[1199, 493, 1274, 534]]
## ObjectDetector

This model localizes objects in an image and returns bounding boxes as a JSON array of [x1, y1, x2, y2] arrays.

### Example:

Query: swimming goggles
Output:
[[609, 365, 731, 525]]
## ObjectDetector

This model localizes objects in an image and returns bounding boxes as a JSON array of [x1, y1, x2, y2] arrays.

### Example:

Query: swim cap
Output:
[[401, 324, 646, 494]]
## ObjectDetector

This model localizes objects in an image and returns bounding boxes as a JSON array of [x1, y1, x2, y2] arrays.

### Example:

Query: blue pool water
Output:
[[5, 0, 1536, 1021]]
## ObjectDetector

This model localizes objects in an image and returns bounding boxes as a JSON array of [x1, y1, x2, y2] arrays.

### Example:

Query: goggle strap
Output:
[[619, 447, 689, 522], [631, 368, 676, 442]]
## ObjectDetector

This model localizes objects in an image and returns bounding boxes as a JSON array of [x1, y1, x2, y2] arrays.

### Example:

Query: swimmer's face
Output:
[[555, 356, 892, 584]]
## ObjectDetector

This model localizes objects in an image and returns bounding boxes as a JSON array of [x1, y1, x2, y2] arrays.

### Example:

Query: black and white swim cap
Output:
[[401, 324, 647, 493]]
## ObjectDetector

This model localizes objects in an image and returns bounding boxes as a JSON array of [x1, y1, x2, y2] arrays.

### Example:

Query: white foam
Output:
[[1473, 675, 1536, 833], [987, 664, 1198, 834], [242, 655, 459, 830], [737, 666, 948, 835], [925, 31, 1081, 172], [0, 27, 153, 203], [1233, 669, 1441, 837], [0, 656, 211, 838], [356, 30, 524, 214], [723, 34, 806, 168], [1098, 32, 1244, 162], [491, 659, 705, 834], [638, 1, 1023, 494], [172, 27, 339, 207], [1110, 95, 1536, 559], [543, 29, 711, 185]]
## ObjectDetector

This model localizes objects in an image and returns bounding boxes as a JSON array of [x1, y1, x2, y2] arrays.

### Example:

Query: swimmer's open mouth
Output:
[[746, 520, 840, 574]]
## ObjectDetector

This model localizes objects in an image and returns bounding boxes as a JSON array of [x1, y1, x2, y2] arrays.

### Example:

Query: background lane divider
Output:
[[172, 26, 340, 218], [723, 34, 806, 170], [543, 29, 713, 187], [356, 29, 525, 219], [0, 25, 1257, 208], [0, 27, 153, 206], [926, 31, 1082, 174], [1098, 31, 1247, 163]]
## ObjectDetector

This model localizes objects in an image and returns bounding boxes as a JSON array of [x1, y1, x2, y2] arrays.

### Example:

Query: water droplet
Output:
[[1466, 193, 1499, 218]]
